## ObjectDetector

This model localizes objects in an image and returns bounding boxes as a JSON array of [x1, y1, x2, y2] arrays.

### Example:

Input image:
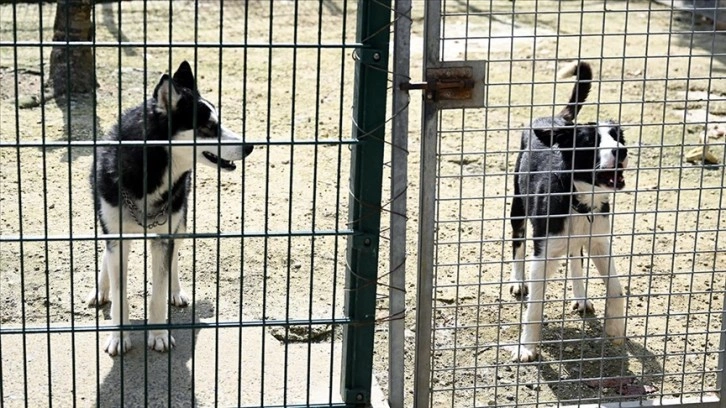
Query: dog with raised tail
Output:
[[508, 61, 628, 362], [88, 61, 254, 356]]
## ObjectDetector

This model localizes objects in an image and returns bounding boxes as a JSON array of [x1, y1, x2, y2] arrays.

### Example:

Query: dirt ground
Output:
[[1, 1, 726, 407], [394, 1, 726, 407]]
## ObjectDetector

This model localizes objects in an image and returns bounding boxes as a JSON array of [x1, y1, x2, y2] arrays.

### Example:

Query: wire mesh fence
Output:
[[415, 0, 726, 407], [0, 0, 392, 406], [3, 0, 726, 407]]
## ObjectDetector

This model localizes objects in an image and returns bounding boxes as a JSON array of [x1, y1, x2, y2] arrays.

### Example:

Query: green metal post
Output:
[[341, 0, 392, 405]]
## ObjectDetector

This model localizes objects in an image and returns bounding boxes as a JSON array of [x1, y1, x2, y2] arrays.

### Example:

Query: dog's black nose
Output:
[[244, 145, 254, 156], [612, 148, 627, 162]]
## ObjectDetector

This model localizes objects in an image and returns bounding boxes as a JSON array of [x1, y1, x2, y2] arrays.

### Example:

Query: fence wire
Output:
[[0, 1, 393, 406], [419, 0, 726, 407]]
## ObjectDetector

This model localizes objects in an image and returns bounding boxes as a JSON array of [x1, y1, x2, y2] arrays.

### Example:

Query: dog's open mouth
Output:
[[202, 151, 236, 171], [597, 165, 626, 190]]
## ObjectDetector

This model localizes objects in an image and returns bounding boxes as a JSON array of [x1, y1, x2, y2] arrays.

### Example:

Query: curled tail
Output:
[[556, 61, 592, 121]]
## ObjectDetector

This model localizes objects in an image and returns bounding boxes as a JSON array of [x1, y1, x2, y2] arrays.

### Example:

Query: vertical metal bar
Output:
[[308, 0, 324, 404], [341, 0, 392, 404], [236, 1, 251, 405], [41, 1, 52, 405], [92, 0, 103, 400], [414, 1, 441, 407], [719, 262, 726, 407], [285, 1, 300, 405], [141, 0, 151, 404], [261, 0, 275, 404], [215, 2, 226, 406], [10, 2, 29, 406], [389, 0, 411, 407], [330, 0, 349, 403], [190, 0, 199, 402]]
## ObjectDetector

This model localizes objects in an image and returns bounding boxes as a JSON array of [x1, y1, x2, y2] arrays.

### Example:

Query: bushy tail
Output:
[[556, 61, 592, 121]]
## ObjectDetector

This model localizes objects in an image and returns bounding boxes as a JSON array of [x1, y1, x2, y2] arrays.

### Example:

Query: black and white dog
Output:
[[509, 61, 628, 362], [88, 61, 253, 356]]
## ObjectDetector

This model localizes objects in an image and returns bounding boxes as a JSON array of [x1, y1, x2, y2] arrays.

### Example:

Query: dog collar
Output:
[[572, 198, 594, 223], [120, 190, 169, 229]]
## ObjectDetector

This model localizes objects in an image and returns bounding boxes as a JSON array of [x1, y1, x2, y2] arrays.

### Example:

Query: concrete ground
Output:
[[0, 312, 388, 407]]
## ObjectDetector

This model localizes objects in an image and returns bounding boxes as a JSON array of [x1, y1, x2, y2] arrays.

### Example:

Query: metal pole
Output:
[[341, 0, 392, 405], [414, 1, 441, 407], [718, 277, 726, 407], [389, 0, 411, 407]]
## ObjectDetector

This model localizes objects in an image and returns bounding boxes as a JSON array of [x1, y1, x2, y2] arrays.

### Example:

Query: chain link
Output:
[[121, 190, 169, 229]]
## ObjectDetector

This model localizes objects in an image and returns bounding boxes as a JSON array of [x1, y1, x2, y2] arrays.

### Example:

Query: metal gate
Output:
[[0, 1, 390, 406], [413, 1, 726, 407]]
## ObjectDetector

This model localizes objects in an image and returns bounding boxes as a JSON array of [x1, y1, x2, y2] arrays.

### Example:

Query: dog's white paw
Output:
[[511, 345, 538, 362], [509, 281, 528, 297], [148, 331, 175, 352], [170, 291, 190, 308], [104, 333, 131, 356], [572, 299, 595, 314], [605, 318, 626, 345], [86, 289, 109, 307]]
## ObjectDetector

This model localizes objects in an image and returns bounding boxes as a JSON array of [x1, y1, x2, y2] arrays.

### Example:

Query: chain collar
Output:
[[121, 189, 169, 229]]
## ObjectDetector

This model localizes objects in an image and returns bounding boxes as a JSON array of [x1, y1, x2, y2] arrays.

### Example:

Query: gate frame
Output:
[[411, 1, 726, 407], [413, 1, 441, 407], [341, 0, 392, 405]]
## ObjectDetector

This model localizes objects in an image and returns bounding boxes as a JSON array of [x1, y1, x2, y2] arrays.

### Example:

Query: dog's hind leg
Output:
[[103, 240, 132, 356], [509, 194, 528, 297], [513, 238, 563, 362], [589, 238, 626, 345], [86, 243, 111, 306], [148, 239, 176, 352], [170, 221, 190, 307], [570, 247, 595, 314]]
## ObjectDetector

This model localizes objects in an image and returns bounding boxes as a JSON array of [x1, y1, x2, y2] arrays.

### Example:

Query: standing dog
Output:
[[88, 61, 253, 356], [509, 61, 628, 362]]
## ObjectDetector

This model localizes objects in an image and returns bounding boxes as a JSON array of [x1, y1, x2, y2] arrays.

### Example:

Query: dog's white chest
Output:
[[556, 212, 611, 254]]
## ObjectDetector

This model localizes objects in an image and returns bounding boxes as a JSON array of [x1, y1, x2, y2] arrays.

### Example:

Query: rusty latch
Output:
[[400, 78, 475, 94], [399, 61, 486, 109]]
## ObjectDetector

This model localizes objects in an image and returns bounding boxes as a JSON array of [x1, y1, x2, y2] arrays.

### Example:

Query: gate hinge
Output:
[[400, 60, 486, 109]]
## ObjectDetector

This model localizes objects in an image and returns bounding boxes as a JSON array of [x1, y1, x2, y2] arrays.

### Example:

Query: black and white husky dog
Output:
[[509, 61, 628, 362], [88, 61, 253, 356]]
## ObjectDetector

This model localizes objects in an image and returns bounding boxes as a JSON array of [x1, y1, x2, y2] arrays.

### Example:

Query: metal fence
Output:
[[413, 0, 726, 407], [0, 0, 391, 406], [3, 0, 726, 407]]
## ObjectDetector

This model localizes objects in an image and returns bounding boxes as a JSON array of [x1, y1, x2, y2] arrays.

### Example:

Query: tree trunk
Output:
[[48, 0, 96, 96]]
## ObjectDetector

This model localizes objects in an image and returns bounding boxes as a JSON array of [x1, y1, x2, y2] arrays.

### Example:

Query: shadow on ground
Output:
[[538, 319, 662, 404], [93, 299, 214, 407], [51, 92, 101, 162]]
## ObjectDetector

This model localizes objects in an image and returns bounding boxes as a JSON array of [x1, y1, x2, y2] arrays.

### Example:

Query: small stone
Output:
[[525, 383, 541, 391], [18, 95, 40, 109]]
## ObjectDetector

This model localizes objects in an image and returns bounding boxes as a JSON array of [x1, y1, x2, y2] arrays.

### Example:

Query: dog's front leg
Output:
[[148, 239, 176, 352], [569, 248, 594, 314], [591, 239, 626, 345], [170, 219, 189, 307], [104, 240, 131, 356], [509, 195, 528, 296], [513, 257, 556, 362], [169, 238, 189, 307], [86, 247, 110, 307]]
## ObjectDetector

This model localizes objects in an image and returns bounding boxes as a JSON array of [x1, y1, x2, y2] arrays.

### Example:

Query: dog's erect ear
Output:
[[172, 60, 196, 91], [153, 74, 181, 113], [533, 128, 573, 148], [532, 128, 556, 147]]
